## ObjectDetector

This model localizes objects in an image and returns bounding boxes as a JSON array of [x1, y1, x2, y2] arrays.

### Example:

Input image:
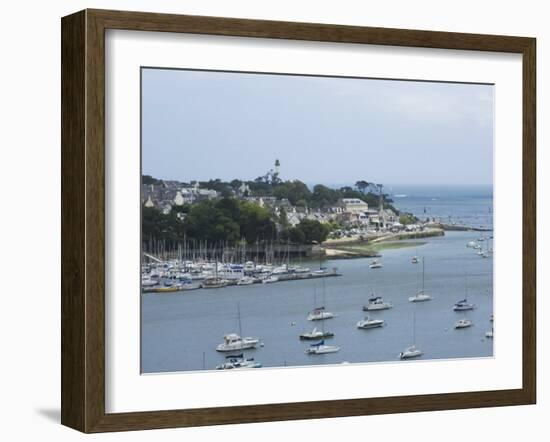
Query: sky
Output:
[[141, 68, 494, 187]]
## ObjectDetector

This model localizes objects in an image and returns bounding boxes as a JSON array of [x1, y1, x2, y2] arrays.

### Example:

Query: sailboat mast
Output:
[[237, 302, 242, 337], [422, 257, 425, 292], [413, 311, 416, 346]]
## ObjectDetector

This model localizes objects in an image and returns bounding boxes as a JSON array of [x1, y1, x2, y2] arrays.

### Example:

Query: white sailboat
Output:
[[453, 274, 475, 311], [307, 281, 335, 321], [216, 303, 260, 352], [408, 257, 433, 302], [399, 313, 423, 359]]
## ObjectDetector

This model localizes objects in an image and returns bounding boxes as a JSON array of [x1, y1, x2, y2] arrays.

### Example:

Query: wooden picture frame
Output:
[[61, 8, 536, 433]]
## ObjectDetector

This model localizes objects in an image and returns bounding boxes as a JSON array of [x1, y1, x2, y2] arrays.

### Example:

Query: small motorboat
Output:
[[304, 340, 340, 355], [262, 275, 279, 284], [356, 316, 385, 329], [363, 295, 393, 311], [299, 327, 334, 340], [216, 354, 262, 370], [237, 276, 255, 285], [485, 329, 494, 338], [399, 345, 423, 360], [453, 299, 475, 311], [369, 259, 383, 269], [454, 318, 473, 329], [216, 333, 259, 352], [307, 306, 335, 321], [411, 256, 419, 264], [154, 285, 182, 293]]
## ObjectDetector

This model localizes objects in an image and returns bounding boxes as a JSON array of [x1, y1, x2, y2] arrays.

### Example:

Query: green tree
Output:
[[142, 175, 162, 185], [184, 200, 240, 243], [296, 219, 330, 244], [272, 180, 312, 206], [280, 226, 306, 244], [399, 213, 417, 225], [355, 180, 370, 194], [238, 201, 277, 242], [311, 184, 340, 208]]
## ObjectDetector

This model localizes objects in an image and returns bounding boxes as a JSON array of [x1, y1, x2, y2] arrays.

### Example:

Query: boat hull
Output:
[[299, 332, 334, 340], [305, 345, 340, 355], [357, 321, 385, 329]]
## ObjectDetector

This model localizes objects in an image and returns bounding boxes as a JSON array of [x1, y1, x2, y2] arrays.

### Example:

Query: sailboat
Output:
[[202, 262, 228, 288], [304, 340, 340, 355], [408, 257, 433, 302], [399, 312, 423, 359], [216, 303, 260, 352], [453, 274, 475, 311], [307, 281, 335, 321]]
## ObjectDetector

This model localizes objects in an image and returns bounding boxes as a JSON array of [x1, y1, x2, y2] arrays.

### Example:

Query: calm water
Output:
[[142, 229, 494, 373], [390, 184, 493, 230]]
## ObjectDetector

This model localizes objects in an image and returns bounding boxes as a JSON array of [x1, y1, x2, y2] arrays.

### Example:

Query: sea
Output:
[[141, 185, 494, 373]]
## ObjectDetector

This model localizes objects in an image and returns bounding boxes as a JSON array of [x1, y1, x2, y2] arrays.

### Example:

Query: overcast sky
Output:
[[142, 68, 493, 187]]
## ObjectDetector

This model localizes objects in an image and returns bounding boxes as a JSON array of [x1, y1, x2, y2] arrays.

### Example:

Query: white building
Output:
[[341, 198, 369, 213]]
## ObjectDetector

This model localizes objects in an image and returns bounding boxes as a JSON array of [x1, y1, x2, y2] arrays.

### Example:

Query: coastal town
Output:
[[141, 160, 452, 261], [141, 160, 492, 294]]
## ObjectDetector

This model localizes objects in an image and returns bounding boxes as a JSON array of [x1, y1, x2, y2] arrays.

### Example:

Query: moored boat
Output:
[[299, 327, 334, 340], [369, 259, 383, 269], [454, 318, 473, 329], [201, 277, 228, 289], [216, 333, 259, 352], [307, 306, 334, 321], [399, 345, 423, 359], [363, 294, 393, 311], [408, 257, 433, 302], [356, 316, 385, 329], [304, 340, 340, 355], [216, 354, 262, 370]]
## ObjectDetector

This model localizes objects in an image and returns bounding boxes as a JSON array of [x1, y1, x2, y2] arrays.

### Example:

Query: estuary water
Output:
[[141, 230, 494, 373], [390, 184, 493, 230]]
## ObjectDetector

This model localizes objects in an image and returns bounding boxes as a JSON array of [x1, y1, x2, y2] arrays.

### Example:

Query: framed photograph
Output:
[[61, 9, 536, 433]]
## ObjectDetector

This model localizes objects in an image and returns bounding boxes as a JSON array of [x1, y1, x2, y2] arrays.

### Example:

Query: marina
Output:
[[141, 230, 494, 373]]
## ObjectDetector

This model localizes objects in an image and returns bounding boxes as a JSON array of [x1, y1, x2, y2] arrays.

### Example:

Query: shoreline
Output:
[[322, 228, 444, 259]]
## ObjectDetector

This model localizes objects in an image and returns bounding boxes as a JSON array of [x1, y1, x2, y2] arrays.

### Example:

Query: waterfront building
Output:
[[341, 198, 369, 213]]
